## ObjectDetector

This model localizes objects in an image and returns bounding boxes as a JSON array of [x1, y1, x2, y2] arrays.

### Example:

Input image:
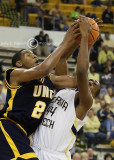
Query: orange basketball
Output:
[[75, 17, 100, 45]]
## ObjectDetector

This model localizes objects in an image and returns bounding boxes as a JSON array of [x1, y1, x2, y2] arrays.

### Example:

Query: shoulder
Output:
[[5, 67, 21, 89]]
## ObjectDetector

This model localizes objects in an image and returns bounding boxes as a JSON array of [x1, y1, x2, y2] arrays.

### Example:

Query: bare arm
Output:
[[55, 22, 80, 76], [10, 22, 79, 86], [75, 17, 93, 120], [50, 74, 77, 90]]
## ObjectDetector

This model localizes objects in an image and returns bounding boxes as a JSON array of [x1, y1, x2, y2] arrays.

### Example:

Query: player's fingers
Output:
[[79, 15, 86, 19], [97, 20, 103, 24], [73, 28, 80, 34], [72, 24, 79, 31], [74, 33, 81, 39], [70, 21, 79, 27], [99, 24, 104, 28]]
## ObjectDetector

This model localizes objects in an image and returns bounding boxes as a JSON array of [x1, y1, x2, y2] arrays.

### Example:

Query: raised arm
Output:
[[75, 16, 93, 120], [10, 21, 79, 87], [55, 21, 80, 76]]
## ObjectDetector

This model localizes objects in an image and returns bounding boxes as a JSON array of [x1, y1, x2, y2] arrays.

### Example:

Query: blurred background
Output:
[[0, 0, 114, 159]]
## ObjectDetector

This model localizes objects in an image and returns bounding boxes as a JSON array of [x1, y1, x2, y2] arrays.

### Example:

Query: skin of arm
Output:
[[55, 21, 80, 76], [52, 18, 103, 89], [75, 17, 93, 120], [10, 21, 79, 87]]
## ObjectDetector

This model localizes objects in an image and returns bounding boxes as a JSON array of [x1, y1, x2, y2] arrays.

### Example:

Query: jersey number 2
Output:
[[31, 101, 46, 119]]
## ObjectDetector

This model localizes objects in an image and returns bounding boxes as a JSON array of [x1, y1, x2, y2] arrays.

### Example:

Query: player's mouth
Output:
[[35, 59, 39, 65]]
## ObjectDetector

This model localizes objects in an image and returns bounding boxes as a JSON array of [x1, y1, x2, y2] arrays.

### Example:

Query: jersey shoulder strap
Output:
[[5, 67, 21, 89]]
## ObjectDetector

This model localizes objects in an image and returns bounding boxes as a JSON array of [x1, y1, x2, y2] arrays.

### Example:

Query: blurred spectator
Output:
[[88, 65, 100, 81], [100, 80, 107, 96], [86, 13, 97, 19], [49, 3, 62, 17], [81, 152, 89, 160], [48, 39, 56, 53], [104, 87, 114, 104], [100, 58, 114, 74], [33, 31, 50, 56], [97, 103, 114, 139], [91, 98, 101, 113], [104, 153, 113, 160], [44, 17, 54, 30], [0, 81, 6, 106], [44, 33, 50, 43], [36, 10, 44, 28], [35, 0, 43, 7], [50, 10, 64, 31], [98, 93, 104, 101], [83, 108, 106, 148], [15, 0, 26, 12], [73, 153, 81, 160], [91, 0, 103, 7], [71, 6, 80, 20], [97, 100, 106, 126], [60, 19, 69, 31], [102, 32, 114, 50], [110, 102, 114, 112], [24, 0, 45, 21], [80, 9, 86, 16], [93, 34, 103, 54], [44, 34, 56, 53], [100, 67, 113, 88], [98, 45, 114, 65], [87, 148, 97, 160], [102, 6, 113, 24]]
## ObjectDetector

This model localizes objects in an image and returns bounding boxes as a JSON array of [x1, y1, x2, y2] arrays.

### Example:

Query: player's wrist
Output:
[[81, 33, 89, 38]]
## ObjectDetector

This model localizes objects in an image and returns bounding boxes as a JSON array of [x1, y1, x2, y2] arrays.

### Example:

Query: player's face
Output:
[[89, 79, 100, 97], [21, 50, 39, 68]]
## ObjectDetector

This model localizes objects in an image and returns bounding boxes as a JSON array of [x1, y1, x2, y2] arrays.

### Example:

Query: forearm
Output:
[[55, 43, 79, 75], [55, 58, 67, 75], [77, 35, 89, 72], [38, 42, 69, 75]]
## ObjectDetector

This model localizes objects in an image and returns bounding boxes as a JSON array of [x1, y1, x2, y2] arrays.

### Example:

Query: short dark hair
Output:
[[12, 49, 25, 67], [104, 153, 112, 160]]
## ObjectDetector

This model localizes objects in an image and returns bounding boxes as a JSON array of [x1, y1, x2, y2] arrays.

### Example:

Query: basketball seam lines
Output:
[[92, 28, 99, 32], [90, 32, 95, 41]]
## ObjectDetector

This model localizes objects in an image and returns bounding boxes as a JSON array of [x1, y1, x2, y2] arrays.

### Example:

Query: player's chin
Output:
[[34, 63, 39, 67]]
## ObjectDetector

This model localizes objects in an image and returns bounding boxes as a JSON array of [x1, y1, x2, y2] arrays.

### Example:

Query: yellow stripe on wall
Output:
[[4, 89, 18, 118]]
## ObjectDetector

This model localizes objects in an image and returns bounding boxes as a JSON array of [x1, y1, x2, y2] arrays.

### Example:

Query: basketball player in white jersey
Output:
[[32, 16, 100, 160]]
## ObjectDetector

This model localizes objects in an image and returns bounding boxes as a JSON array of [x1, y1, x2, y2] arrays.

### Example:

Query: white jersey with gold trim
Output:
[[32, 89, 86, 160]]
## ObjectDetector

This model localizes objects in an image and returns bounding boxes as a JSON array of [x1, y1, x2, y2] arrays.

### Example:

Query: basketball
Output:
[[76, 17, 100, 45]]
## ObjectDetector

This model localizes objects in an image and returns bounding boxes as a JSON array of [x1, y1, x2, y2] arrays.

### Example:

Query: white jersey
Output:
[[32, 89, 86, 160]]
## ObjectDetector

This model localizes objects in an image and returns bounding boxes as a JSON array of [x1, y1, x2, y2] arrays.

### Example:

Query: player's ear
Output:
[[16, 60, 22, 67]]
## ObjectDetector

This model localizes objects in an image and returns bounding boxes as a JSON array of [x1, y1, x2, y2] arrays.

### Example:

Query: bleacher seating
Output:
[[0, 47, 76, 72], [0, 2, 29, 27], [0, 1, 114, 33]]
